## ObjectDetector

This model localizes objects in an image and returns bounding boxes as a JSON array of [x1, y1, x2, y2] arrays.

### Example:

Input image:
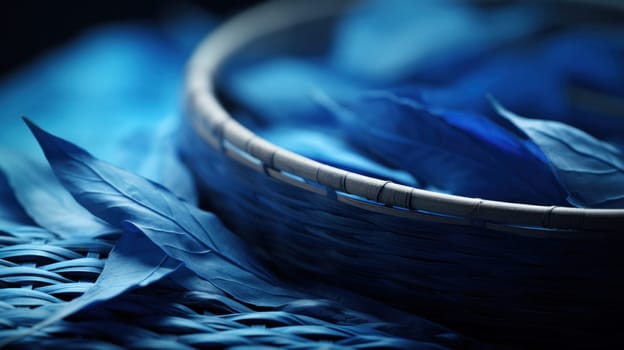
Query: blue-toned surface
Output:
[[0, 5, 465, 350], [0, 121, 467, 349], [1, 0, 624, 349]]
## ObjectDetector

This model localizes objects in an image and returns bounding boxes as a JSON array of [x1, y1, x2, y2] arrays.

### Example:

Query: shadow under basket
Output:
[[180, 0, 624, 347]]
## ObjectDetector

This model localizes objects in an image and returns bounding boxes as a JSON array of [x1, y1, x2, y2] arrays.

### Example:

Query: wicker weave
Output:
[[185, 0, 624, 236], [0, 228, 426, 349], [180, 1, 624, 348], [3, 1, 622, 348]]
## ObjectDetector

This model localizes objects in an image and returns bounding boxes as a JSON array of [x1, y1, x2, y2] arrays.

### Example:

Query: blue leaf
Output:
[[0, 167, 59, 243], [0, 167, 38, 231], [23, 120, 468, 348], [24, 118, 301, 306], [418, 30, 624, 142], [329, 0, 547, 83], [333, 91, 568, 205], [492, 99, 624, 208], [259, 127, 418, 187], [0, 152, 117, 239], [222, 58, 364, 126], [0, 26, 187, 160], [0, 229, 181, 347]]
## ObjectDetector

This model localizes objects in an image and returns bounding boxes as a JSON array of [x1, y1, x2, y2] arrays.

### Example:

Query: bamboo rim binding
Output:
[[184, 0, 624, 235]]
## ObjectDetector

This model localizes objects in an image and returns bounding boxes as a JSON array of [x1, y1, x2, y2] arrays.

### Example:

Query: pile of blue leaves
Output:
[[1, 0, 623, 349], [222, 0, 624, 208]]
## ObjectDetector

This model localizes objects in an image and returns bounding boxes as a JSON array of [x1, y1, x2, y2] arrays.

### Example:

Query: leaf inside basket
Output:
[[492, 100, 624, 208], [330, 90, 569, 205]]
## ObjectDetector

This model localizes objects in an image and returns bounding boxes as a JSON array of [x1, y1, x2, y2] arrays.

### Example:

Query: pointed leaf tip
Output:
[[23, 117, 91, 164], [23, 117, 53, 151], [22, 116, 43, 133]]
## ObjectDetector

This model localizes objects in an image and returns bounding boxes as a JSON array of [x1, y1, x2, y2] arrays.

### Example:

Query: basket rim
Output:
[[184, 0, 624, 234]]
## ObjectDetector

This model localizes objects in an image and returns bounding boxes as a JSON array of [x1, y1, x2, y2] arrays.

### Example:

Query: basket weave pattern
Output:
[[0, 229, 418, 349]]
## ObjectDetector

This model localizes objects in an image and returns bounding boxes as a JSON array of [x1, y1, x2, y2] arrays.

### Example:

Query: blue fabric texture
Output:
[[1, 0, 623, 349]]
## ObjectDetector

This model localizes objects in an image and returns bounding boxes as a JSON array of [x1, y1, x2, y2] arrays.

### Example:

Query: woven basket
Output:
[[181, 0, 624, 347]]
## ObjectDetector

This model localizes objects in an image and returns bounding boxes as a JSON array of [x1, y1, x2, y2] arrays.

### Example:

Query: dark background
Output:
[[2, 0, 622, 79], [0, 0, 263, 77]]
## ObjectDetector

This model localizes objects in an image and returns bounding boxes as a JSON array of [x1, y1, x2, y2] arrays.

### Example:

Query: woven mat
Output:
[[0, 228, 418, 349]]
